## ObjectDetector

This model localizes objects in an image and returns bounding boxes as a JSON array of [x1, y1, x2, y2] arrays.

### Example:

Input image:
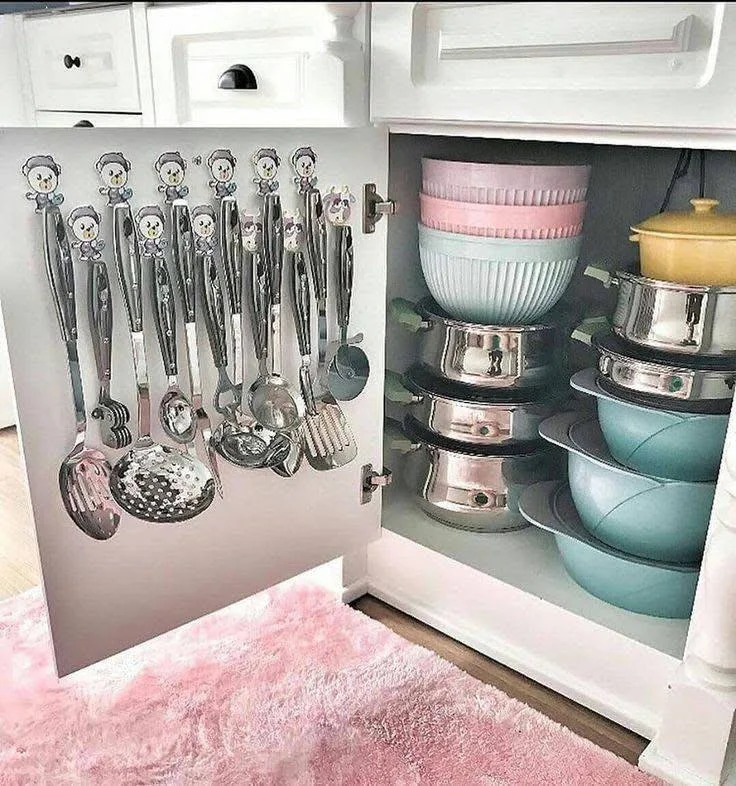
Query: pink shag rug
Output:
[[0, 584, 661, 786]]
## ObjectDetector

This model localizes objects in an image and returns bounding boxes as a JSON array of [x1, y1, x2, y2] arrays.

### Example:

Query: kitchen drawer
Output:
[[147, 2, 366, 126], [24, 7, 141, 113], [371, 2, 736, 133], [35, 111, 143, 128]]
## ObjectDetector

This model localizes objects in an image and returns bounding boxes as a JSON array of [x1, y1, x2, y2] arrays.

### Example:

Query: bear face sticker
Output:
[[252, 147, 280, 196], [191, 205, 217, 256], [290, 146, 317, 194], [67, 205, 105, 262], [323, 186, 356, 227], [95, 152, 133, 206], [206, 149, 237, 199], [22, 154, 64, 212], [155, 151, 189, 203], [136, 205, 167, 259]]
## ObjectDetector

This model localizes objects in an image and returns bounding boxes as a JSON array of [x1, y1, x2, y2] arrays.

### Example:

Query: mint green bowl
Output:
[[519, 481, 698, 619]]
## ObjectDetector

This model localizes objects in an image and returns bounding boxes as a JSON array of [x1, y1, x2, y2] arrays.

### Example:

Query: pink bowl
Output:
[[422, 158, 591, 205], [419, 192, 586, 239]]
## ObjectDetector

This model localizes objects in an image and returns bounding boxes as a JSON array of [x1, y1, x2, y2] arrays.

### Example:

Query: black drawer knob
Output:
[[63, 54, 81, 69], [73, 120, 94, 127], [218, 64, 257, 90]]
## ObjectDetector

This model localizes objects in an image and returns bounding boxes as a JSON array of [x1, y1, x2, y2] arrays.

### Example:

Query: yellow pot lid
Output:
[[631, 198, 736, 240]]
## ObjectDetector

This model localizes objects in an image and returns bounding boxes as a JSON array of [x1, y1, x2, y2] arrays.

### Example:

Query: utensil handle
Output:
[[150, 256, 178, 377], [249, 250, 270, 368], [219, 196, 243, 314], [290, 251, 311, 358], [43, 206, 77, 343], [172, 202, 196, 323], [336, 225, 354, 340], [112, 203, 150, 438], [112, 203, 143, 333], [87, 259, 112, 390], [305, 189, 327, 301], [264, 194, 283, 307], [200, 252, 228, 370]]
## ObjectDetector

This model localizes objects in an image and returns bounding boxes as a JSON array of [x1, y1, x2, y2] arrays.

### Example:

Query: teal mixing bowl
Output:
[[519, 481, 698, 618], [571, 368, 728, 482], [539, 410, 713, 564]]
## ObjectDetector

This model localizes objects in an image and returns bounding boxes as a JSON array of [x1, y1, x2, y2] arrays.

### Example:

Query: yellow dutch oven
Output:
[[630, 198, 736, 286]]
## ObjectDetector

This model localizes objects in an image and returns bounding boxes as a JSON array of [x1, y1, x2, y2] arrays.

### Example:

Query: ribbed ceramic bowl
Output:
[[540, 411, 713, 564], [571, 368, 728, 482], [418, 223, 581, 325], [519, 481, 698, 619], [421, 158, 591, 205], [419, 193, 586, 239]]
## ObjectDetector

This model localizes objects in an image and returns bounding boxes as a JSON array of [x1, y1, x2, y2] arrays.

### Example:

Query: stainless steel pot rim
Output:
[[570, 367, 731, 418], [615, 270, 736, 295], [539, 410, 714, 487], [403, 415, 549, 458], [405, 364, 566, 406], [417, 297, 559, 333], [592, 331, 736, 373], [519, 481, 699, 571]]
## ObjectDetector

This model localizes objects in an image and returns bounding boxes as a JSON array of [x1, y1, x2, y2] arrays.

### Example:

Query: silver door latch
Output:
[[363, 183, 396, 234], [360, 463, 393, 504]]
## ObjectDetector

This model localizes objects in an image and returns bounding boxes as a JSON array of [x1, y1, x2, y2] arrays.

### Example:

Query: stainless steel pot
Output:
[[390, 297, 561, 389], [592, 331, 736, 405], [385, 365, 565, 446], [389, 417, 564, 532], [586, 266, 736, 357]]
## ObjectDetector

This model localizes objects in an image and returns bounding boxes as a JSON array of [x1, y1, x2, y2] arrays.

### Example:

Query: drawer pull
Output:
[[63, 54, 81, 69], [218, 64, 257, 90], [73, 120, 94, 127]]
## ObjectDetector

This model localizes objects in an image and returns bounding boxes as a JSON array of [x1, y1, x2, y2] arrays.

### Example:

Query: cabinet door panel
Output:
[[0, 127, 387, 675], [372, 2, 736, 131]]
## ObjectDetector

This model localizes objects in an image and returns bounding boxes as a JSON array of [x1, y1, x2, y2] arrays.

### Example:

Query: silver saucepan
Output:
[[390, 297, 561, 389], [388, 417, 565, 532], [385, 365, 566, 446], [585, 266, 736, 357]]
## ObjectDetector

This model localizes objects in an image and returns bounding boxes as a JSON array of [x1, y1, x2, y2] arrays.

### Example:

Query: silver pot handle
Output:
[[571, 316, 611, 346], [583, 266, 619, 289], [384, 370, 422, 405]]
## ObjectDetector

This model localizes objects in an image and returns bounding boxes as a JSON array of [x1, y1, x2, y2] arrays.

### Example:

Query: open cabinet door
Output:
[[0, 127, 388, 676]]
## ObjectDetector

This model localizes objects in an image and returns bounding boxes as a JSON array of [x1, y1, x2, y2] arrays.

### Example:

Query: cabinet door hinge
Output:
[[363, 183, 397, 234], [360, 463, 393, 504]]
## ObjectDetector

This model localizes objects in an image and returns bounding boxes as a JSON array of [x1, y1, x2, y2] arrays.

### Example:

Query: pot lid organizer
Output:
[[23, 144, 371, 538], [523, 151, 736, 618], [387, 158, 589, 534]]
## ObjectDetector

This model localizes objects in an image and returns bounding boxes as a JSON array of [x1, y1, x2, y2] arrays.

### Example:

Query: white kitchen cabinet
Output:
[[146, 2, 367, 127], [371, 2, 736, 146], [23, 6, 141, 114]]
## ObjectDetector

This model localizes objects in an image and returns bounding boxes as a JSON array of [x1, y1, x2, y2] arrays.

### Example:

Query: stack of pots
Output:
[[519, 198, 736, 619], [387, 160, 591, 532]]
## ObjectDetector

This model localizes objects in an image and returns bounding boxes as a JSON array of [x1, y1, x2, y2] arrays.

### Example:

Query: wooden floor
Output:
[[353, 595, 649, 766], [0, 427, 646, 766], [0, 427, 39, 600]]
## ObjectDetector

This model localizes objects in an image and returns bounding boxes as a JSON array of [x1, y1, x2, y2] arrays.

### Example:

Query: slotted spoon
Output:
[[43, 206, 121, 540]]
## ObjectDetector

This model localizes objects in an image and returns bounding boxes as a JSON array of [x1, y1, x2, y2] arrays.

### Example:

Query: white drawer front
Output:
[[148, 3, 366, 127], [372, 2, 736, 131], [24, 7, 141, 113], [35, 111, 143, 128]]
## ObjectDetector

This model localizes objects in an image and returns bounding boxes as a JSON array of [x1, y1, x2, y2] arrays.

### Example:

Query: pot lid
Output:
[[631, 198, 736, 240]]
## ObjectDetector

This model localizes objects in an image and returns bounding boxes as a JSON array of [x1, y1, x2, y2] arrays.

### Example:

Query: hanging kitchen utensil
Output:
[[248, 151, 305, 433], [150, 252, 196, 445], [171, 201, 223, 496], [68, 203, 131, 449], [110, 202, 215, 522], [323, 186, 369, 401], [40, 202, 121, 540]]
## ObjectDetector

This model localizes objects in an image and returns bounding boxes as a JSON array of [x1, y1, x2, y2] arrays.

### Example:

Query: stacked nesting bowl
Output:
[[387, 160, 591, 532]]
